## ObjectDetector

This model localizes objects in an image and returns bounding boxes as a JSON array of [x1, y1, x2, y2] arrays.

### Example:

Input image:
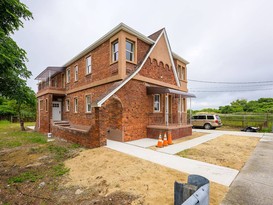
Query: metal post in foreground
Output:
[[174, 175, 210, 205]]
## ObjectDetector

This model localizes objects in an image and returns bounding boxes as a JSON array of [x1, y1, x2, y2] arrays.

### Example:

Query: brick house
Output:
[[35, 23, 195, 148]]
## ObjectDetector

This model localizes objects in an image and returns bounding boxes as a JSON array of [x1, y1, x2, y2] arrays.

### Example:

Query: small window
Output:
[[207, 115, 214, 120], [86, 56, 92, 75], [198, 115, 206, 120], [74, 65, 78, 81], [126, 40, 134, 61], [66, 99, 70, 112], [66, 68, 70, 83], [45, 99, 48, 112], [112, 40, 118, 62], [74, 98, 78, 113], [39, 100, 43, 110], [153, 94, 160, 112], [86, 95, 91, 113], [182, 67, 186, 80]]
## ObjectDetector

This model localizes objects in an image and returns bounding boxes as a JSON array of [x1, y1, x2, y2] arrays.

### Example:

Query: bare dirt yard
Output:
[[177, 135, 260, 170], [64, 147, 228, 205], [0, 122, 228, 205]]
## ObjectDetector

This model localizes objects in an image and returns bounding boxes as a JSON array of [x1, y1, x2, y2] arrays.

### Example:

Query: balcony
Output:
[[37, 82, 65, 96]]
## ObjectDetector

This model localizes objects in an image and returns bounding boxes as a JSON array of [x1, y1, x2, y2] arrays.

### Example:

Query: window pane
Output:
[[126, 41, 133, 51], [86, 56, 91, 74]]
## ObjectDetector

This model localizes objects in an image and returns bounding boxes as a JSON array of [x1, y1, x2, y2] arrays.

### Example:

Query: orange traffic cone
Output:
[[168, 131, 173, 145], [156, 133, 163, 148], [163, 132, 168, 146]]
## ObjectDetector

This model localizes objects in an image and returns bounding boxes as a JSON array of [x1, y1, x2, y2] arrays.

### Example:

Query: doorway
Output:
[[52, 101, 61, 121]]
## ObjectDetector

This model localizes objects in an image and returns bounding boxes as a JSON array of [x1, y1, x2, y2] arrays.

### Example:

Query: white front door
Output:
[[52, 101, 61, 121], [165, 95, 169, 125]]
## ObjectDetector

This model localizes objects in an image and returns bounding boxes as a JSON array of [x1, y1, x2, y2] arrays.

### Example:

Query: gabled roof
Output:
[[93, 29, 191, 107], [63, 23, 189, 67], [63, 23, 154, 67]]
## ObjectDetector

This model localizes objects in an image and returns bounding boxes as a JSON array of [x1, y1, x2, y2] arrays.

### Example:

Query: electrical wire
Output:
[[188, 79, 273, 84]]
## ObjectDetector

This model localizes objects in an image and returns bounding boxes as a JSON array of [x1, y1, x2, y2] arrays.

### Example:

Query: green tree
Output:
[[0, 0, 33, 97]]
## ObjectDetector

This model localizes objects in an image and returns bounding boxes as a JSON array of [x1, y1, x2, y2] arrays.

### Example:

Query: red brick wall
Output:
[[139, 57, 177, 85], [147, 125, 192, 140], [62, 82, 115, 126], [115, 79, 153, 141], [36, 94, 52, 133], [65, 40, 116, 91]]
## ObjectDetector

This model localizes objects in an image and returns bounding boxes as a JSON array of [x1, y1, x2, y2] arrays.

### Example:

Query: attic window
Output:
[[126, 40, 134, 61]]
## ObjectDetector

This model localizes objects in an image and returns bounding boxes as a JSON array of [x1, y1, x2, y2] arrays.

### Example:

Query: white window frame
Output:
[[126, 40, 134, 62], [112, 40, 118, 62], [153, 94, 160, 112], [74, 98, 78, 113], [66, 68, 70, 83], [85, 95, 91, 113], [66, 99, 70, 112], [74, 65, 78, 81], [86, 56, 92, 75]]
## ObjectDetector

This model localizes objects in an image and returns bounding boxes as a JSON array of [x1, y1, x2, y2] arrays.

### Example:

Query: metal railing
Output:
[[148, 112, 188, 126]]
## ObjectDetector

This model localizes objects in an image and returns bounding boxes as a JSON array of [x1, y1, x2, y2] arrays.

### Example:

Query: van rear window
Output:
[[207, 115, 214, 119]]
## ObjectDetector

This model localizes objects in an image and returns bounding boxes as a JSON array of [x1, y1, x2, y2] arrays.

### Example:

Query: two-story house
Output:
[[35, 23, 195, 148]]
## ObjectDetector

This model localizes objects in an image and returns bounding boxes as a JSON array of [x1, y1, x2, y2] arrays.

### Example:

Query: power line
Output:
[[188, 79, 273, 84], [190, 88, 273, 92]]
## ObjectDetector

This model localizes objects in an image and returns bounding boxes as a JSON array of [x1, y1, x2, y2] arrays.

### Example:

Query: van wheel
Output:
[[204, 123, 212, 130]]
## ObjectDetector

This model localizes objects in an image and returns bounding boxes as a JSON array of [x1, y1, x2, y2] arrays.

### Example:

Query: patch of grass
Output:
[[0, 121, 47, 149], [8, 171, 44, 183], [70, 143, 81, 149], [177, 150, 189, 158], [52, 163, 70, 177], [48, 145, 69, 161]]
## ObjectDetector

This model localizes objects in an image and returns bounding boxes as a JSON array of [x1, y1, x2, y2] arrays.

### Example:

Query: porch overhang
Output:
[[35, 67, 65, 81], [147, 86, 196, 98]]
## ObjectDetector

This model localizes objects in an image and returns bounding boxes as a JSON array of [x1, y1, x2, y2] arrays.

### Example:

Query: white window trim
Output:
[[65, 99, 70, 112], [86, 56, 92, 75], [153, 94, 160, 112], [126, 40, 134, 62], [85, 95, 91, 113], [66, 68, 70, 83], [112, 40, 118, 62], [74, 98, 78, 113], [74, 65, 78, 81]]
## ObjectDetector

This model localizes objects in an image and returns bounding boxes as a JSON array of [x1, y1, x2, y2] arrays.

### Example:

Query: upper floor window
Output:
[[112, 40, 118, 62], [66, 68, 70, 83], [177, 65, 186, 81], [153, 94, 160, 112], [74, 65, 78, 81], [74, 98, 78, 113], [86, 56, 92, 75], [86, 95, 91, 113], [66, 99, 70, 112], [126, 40, 134, 61]]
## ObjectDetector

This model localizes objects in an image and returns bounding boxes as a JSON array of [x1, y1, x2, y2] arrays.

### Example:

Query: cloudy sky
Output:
[[13, 0, 273, 110]]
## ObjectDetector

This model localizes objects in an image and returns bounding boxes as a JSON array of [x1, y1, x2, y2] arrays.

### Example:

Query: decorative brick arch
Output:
[[102, 96, 123, 142]]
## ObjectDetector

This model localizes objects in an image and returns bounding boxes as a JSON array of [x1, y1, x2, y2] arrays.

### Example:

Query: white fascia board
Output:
[[96, 30, 164, 107], [172, 52, 190, 65], [63, 23, 154, 67], [162, 30, 181, 87]]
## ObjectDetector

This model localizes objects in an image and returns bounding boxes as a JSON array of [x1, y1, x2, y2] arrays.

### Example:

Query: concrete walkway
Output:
[[193, 129, 265, 138], [106, 139, 238, 186], [221, 133, 273, 205], [158, 132, 222, 154]]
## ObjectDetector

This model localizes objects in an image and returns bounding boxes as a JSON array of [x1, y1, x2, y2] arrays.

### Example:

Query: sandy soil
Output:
[[64, 147, 228, 205], [177, 135, 260, 170]]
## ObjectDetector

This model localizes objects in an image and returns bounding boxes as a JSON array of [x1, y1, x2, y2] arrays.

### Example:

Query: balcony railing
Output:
[[148, 112, 189, 126], [38, 82, 65, 92]]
